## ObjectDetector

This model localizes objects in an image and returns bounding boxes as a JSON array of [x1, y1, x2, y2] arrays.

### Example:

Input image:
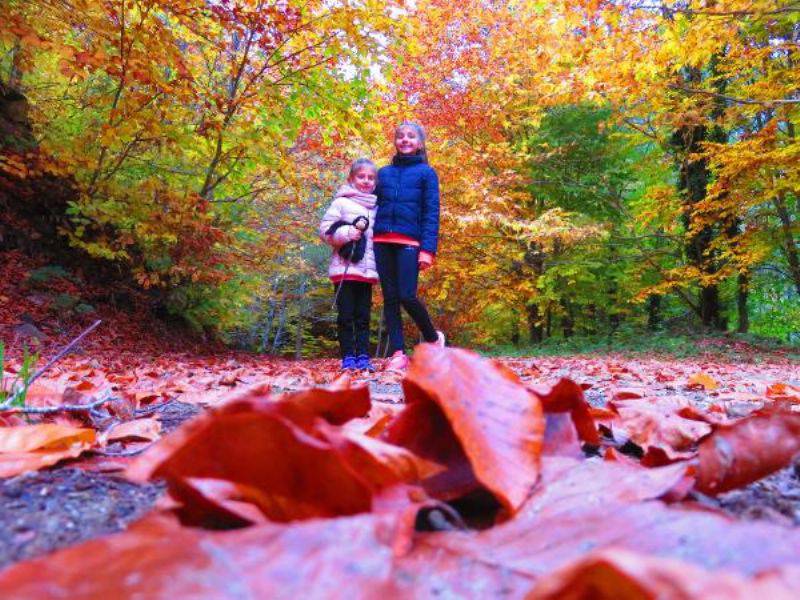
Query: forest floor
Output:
[[0, 347, 798, 569], [1, 248, 800, 593]]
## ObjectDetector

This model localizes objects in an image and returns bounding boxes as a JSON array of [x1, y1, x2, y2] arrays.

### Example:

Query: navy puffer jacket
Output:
[[374, 154, 440, 254]]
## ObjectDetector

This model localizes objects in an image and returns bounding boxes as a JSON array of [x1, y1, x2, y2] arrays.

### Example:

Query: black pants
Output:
[[334, 280, 372, 357], [374, 243, 437, 354]]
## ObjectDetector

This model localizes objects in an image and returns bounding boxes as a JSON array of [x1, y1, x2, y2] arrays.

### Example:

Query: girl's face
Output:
[[349, 167, 377, 194], [395, 126, 422, 155]]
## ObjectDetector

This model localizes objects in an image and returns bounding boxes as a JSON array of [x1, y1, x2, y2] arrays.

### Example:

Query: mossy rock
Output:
[[27, 265, 71, 286], [74, 303, 96, 315], [52, 293, 79, 312]]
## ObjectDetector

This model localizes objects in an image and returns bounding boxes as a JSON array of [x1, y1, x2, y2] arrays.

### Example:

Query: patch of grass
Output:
[[483, 328, 799, 361], [0, 342, 39, 408]]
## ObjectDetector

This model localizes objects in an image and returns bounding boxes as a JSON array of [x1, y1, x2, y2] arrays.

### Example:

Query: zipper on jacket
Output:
[[393, 168, 401, 224]]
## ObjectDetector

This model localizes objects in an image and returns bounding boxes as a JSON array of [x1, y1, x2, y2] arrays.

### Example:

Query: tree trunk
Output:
[[8, 41, 22, 89], [294, 280, 308, 359], [677, 123, 724, 329], [774, 192, 800, 295], [259, 279, 281, 353], [545, 305, 552, 338], [672, 64, 728, 331], [527, 303, 543, 343], [271, 293, 288, 354], [511, 309, 521, 346], [699, 284, 725, 330], [583, 304, 597, 336], [561, 300, 574, 338], [524, 243, 545, 343], [647, 295, 662, 330], [737, 270, 749, 334]]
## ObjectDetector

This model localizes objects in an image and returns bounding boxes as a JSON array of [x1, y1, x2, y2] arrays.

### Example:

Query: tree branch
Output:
[[669, 84, 800, 106]]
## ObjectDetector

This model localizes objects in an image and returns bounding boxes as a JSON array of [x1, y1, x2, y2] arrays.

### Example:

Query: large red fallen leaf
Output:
[[0, 514, 394, 598], [0, 423, 96, 477], [4, 460, 800, 599], [127, 385, 440, 525], [527, 548, 800, 600], [0, 513, 527, 598], [513, 456, 693, 515], [696, 410, 800, 495], [418, 463, 800, 585], [383, 345, 544, 514]]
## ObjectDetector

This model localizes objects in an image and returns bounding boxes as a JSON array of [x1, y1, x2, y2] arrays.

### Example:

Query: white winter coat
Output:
[[319, 184, 378, 283]]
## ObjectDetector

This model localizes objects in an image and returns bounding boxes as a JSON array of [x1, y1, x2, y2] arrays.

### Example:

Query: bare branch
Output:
[[1, 390, 113, 415]]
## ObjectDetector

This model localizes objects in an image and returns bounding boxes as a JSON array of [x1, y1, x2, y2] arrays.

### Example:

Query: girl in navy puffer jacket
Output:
[[374, 122, 445, 371]]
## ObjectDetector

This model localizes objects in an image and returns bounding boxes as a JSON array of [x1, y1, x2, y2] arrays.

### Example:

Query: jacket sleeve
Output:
[[319, 200, 353, 247], [419, 166, 440, 254]]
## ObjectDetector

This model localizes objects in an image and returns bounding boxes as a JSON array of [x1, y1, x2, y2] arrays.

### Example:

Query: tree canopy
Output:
[[2, 0, 798, 351]]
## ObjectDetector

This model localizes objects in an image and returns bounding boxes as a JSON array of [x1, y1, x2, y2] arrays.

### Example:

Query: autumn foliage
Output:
[[1, 1, 798, 347]]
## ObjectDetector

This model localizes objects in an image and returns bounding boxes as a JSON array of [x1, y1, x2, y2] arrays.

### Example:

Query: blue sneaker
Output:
[[341, 355, 357, 370], [355, 354, 375, 372]]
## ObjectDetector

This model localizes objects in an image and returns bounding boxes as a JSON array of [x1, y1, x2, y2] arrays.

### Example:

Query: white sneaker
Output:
[[435, 330, 446, 348]]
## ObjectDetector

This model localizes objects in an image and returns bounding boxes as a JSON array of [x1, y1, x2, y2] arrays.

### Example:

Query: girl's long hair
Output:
[[395, 121, 428, 164]]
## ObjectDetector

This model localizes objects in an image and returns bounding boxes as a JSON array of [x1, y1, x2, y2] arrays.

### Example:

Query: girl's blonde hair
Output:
[[395, 121, 428, 163], [348, 157, 377, 179]]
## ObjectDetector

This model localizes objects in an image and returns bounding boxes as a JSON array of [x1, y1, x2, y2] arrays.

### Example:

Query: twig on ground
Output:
[[0, 320, 102, 410], [28, 320, 103, 385], [1, 389, 114, 415], [92, 443, 154, 458]]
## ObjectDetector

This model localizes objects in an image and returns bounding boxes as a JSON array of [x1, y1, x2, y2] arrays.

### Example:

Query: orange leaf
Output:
[[0, 424, 96, 477], [2, 461, 800, 598], [127, 386, 437, 525], [687, 372, 718, 391], [608, 397, 711, 464], [104, 417, 161, 443], [384, 346, 544, 514], [528, 548, 800, 600], [0, 423, 95, 453], [696, 410, 800, 495]]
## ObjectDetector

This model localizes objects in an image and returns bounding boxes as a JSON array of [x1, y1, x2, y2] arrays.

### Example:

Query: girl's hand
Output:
[[418, 251, 434, 271]]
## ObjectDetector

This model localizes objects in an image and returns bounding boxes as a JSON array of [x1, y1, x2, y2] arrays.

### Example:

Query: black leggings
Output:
[[374, 243, 437, 354], [334, 280, 372, 357]]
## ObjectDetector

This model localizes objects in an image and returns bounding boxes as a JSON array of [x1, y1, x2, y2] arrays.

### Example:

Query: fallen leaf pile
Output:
[[1, 345, 799, 598]]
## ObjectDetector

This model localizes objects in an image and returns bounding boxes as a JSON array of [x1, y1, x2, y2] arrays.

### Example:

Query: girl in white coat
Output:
[[319, 158, 378, 371]]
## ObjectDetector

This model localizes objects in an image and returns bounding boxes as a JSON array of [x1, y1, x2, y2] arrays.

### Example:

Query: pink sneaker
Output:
[[435, 330, 446, 348], [386, 350, 409, 372]]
